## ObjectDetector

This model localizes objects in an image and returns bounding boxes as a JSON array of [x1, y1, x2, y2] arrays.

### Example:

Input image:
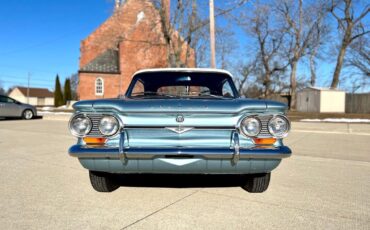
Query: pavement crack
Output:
[[120, 190, 199, 229]]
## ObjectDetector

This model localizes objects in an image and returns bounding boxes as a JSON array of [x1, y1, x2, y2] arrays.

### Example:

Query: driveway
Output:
[[0, 120, 369, 229]]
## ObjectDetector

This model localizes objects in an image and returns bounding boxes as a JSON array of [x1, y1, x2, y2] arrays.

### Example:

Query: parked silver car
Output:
[[0, 95, 37, 119]]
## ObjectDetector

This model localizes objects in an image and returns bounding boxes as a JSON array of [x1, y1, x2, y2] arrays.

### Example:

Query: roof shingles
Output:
[[16, 87, 54, 98], [79, 49, 120, 73]]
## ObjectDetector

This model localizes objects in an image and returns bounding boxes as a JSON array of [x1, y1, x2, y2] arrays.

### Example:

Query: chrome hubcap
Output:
[[25, 111, 33, 119]]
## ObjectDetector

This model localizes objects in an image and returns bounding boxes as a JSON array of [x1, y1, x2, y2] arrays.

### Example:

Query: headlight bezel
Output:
[[69, 114, 93, 138], [98, 115, 121, 137], [239, 116, 262, 137], [267, 115, 290, 138]]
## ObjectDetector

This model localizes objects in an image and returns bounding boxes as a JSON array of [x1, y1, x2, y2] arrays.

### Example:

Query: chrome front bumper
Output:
[[69, 131, 291, 164], [68, 145, 291, 160]]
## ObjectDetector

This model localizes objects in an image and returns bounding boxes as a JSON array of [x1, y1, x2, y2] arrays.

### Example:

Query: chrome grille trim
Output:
[[83, 113, 274, 138], [257, 115, 273, 138], [86, 114, 103, 137]]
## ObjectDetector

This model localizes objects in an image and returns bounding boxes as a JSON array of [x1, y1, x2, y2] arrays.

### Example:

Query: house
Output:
[[78, 0, 194, 100], [8, 87, 54, 106], [297, 87, 345, 113]]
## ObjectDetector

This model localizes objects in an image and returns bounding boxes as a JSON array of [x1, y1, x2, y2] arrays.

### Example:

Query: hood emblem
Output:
[[176, 115, 184, 123], [166, 127, 193, 134]]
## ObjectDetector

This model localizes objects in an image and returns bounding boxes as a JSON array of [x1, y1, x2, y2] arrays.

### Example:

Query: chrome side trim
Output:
[[69, 145, 292, 160]]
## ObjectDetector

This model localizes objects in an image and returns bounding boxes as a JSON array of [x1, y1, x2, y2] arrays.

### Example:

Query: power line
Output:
[[0, 65, 58, 75], [2, 83, 52, 87], [0, 75, 54, 83]]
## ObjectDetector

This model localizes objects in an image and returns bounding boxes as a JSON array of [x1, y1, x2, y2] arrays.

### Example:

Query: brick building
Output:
[[78, 0, 194, 100]]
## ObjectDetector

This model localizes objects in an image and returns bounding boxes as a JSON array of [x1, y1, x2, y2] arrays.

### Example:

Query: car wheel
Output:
[[22, 109, 34, 120], [89, 171, 119, 192], [241, 173, 271, 193]]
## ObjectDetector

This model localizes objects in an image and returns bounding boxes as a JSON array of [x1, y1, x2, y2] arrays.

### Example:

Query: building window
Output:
[[95, 78, 104, 96]]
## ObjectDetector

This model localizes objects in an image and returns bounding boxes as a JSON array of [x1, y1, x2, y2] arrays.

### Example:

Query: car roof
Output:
[[133, 68, 233, 77]]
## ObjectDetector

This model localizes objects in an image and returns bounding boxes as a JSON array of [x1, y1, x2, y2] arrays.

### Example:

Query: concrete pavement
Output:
[[0, 120, 369, 229]]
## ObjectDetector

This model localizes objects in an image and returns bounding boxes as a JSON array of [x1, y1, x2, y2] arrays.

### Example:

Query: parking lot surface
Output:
[[0, 119, 369, 229]]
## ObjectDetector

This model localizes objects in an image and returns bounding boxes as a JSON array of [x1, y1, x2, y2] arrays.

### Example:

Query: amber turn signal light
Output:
[[83, 137, 107, 145], [253, 138, 276, 145]]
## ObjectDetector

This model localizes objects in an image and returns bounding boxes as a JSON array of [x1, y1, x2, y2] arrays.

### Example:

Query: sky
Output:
[[0, 0, 114, 90], [0, 0, 368, 92]]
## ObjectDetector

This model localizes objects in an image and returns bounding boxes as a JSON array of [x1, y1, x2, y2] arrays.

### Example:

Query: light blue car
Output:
[[68, 69, 291, 193]]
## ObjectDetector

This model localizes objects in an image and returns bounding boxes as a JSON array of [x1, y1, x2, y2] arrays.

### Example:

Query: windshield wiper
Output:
[[197, 93, 229, 99], [130, 91, 176, 98]]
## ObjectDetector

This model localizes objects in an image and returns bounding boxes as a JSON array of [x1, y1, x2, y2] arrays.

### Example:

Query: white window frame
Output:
[[95, 77, 104, 96]]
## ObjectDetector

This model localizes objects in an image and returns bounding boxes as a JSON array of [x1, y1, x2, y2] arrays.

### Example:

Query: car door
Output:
[[0, 96, 22, 117], [0, 96, 7, 117]]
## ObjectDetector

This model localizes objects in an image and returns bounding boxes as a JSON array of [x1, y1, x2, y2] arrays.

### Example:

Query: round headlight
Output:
[[69, 115, 92, 137], [99, 116, 120, 136], [240, 117, 261, 137], [268, 115, 290, 138]]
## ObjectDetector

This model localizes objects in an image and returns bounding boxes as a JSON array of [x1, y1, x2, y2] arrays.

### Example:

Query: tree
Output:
[[307, 11, 329, 87], [346, 35, 370, 77], [64, 78, 72, 104], [240, 2, 288, 98], [70, 73, 79, 100], [152, 0, 249, 68], [54, 75, 64, 107], [329, 0, 369, 89], [277, 0, 327, 109], [237, 59, 258, 95], [152, 0, 197, 67]]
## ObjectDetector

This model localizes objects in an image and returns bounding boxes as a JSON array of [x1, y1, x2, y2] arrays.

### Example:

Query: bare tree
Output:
[[346, 35, 370, 77], [70, 73, 79, 100], [277, 0, 327, 109], [307, 11, 329, 87], [150, 0, 200, 67], [329, 0, 369, 89], [153, 0, 249, 68], [241, 2, 289, 98], [216, 26, 238, 70], [236, 58, 258, 95]]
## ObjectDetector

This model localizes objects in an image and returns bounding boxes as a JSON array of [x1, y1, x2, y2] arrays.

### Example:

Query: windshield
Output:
[[126, 71, 238, 99]]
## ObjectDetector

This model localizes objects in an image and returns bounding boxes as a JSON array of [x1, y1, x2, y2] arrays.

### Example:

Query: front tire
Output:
[[89, 171, 119, 192], [241, 173, 271, 193], [22, 109, 34, 120]]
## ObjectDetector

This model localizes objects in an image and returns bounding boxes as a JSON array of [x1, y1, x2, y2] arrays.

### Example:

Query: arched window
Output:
[[95, 78, 104, 96]]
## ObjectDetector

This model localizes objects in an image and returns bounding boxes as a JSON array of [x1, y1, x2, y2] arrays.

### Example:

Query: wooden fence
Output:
[[345, 93, 370, 114]]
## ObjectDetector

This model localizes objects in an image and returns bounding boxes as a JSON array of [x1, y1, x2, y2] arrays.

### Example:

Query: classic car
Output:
[[0, 95, 37, 120], [68, 68, 291, 193]]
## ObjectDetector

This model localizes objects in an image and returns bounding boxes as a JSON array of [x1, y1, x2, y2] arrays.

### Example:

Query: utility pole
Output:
[[209, 0, 216, 68], [27, 72, 30, 104]]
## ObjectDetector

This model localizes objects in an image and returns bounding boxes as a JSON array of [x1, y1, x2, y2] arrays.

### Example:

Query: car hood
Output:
[[73, 98, 287, 114]]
